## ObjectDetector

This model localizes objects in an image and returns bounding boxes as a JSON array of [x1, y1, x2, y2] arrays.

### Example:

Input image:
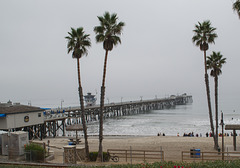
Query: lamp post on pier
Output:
[[61, 99, 64, 109], [220, 111, 224, 160]]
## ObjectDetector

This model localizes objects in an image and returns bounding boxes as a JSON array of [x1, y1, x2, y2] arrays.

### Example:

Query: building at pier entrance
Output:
[[0, 101, 46, 141], [0, 101, 44, 131]]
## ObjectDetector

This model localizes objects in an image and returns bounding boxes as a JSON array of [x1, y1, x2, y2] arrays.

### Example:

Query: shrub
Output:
[[89, 152, 108, 162], [24, 143, 45, 162]]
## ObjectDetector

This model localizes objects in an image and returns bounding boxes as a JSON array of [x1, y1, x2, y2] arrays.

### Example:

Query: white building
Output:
[[0, 101, 44, 130]]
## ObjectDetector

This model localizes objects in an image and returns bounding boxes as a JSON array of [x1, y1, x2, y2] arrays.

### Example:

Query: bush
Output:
[[24, 143, 45, 162], [89, 152, 108, 162]]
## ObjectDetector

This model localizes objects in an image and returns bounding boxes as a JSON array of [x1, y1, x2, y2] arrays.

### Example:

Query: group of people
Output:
[[182, 132, 202, 137], [157, 132, 165, 136], [206, 132, 234, 137], [157, 132, 237, 137], [182, 132, 235, 137]]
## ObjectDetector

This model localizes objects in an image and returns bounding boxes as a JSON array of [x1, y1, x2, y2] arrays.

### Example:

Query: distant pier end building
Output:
[[84, 92, 97, 106]]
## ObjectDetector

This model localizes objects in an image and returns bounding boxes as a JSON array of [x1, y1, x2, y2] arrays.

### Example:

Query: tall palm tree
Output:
[[207, 51, 226, 151], [233, 0, 240, 19], [192, 20, 218, 149], [94, 11, 125, 161], [65, 27, 91, 160]]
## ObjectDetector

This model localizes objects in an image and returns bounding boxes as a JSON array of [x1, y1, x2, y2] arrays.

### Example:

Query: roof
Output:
[[0, 104, 44, 115], [225, 124, 240, 130], [66, 124, 84, 131]]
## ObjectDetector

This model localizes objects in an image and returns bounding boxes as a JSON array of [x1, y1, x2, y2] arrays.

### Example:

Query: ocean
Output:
[[80, 94, 240, 137]]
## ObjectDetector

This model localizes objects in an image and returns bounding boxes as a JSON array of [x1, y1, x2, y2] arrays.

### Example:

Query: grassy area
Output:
[[2, 160, 240, 168]]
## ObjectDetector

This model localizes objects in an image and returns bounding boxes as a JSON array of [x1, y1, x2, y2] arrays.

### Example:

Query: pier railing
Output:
[[43, 94, 193, 120]]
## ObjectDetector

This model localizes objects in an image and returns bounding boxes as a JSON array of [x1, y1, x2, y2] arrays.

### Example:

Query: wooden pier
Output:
[[41, 94, 192, 139]]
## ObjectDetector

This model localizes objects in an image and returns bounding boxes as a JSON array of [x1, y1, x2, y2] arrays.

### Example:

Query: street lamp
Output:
[[220, 111, 224, 160]]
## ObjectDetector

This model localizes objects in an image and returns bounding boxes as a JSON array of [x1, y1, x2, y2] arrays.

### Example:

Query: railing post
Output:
[[160, 146, 163, 162], [130, 146, 132, 165], [227, 147, 229, 161], [125, 150, 127, 162]]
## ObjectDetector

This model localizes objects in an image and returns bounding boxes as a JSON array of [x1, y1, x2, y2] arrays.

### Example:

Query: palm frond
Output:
[[94, 11, 125, 51], [192, 20, 217, 50], [65, 27, 91, 59], [233, 0, 240, 18], [95, 34, 105, 43], [206, 51, 226, 77]]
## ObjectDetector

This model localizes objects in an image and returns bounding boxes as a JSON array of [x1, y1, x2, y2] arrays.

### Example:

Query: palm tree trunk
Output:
[[204, 50, 217, 149], [215, 75, 219, 149], [77, 58, 90, 160], [97, 49, 109, 162]]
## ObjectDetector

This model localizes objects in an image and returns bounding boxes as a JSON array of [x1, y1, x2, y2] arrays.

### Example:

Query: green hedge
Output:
[[89, 152, 109, 162], [2, 160, 240, 168], [68, 160, 240, 167], [132, 160, 240, 168], [24, 143, 45, 162]]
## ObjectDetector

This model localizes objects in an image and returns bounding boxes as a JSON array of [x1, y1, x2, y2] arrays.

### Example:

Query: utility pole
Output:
[[220, 111, 224, 160]]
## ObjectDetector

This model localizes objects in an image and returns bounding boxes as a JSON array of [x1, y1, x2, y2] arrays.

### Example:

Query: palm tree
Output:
[[233, 0, 240, 19], [207, 51, 226, 151], [94, 11, 125, 161], [65, 27, 91, 160], [192, 20, 218, 149]]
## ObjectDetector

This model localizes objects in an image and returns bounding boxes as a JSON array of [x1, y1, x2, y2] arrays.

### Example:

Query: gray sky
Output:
[[0, 0, 239, 108]]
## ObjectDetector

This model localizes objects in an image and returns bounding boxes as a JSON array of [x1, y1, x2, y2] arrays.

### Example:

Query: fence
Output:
[[7, 149, 46, 162], [107, 148, 164, 163], [182, 151, 240, 162]]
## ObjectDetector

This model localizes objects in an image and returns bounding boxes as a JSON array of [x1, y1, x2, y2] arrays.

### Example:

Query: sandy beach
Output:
[[32, 135, 240, 165]]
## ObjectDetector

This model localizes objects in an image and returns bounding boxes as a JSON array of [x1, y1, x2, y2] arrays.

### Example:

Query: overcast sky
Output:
[[0, 0, 239, 108]]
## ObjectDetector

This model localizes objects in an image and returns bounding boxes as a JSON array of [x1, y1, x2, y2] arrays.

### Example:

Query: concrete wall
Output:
[[0, 133, 8, 155], [0, 131, 29, 156], [9, 131, 29, 156], [0, 118, 7, 130]]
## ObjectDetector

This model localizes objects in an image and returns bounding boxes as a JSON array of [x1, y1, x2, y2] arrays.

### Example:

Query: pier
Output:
[[0, 94, 192, 140], [41, 94, 192, 139]]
